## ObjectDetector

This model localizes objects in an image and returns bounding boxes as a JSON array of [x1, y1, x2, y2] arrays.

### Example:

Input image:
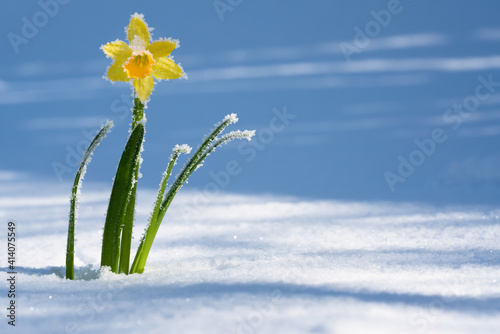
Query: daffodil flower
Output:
[[66, 13, 255, 279], [101, 13, 186, 101]]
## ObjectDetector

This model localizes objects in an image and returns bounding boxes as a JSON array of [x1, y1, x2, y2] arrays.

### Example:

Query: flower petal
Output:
[[152, 57, 184, 80], [147, 39, 178, 58], [107, 61, 129, 82], [128, 14, 150, 45], [133, 76, 155, 101], [101, 40, 132, 62]]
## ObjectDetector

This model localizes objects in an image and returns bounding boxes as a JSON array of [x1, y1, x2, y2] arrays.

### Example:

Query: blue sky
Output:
[[1, 0, 500, 205]]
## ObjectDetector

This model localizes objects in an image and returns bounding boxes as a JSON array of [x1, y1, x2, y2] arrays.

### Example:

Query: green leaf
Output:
[[157, 115, 237, 224], [130, 114, 255, 274], [100, 122, 144, 273], [66, 120, 113, 280], [119, 180, 137, 274], [130, 147, 187, 274]]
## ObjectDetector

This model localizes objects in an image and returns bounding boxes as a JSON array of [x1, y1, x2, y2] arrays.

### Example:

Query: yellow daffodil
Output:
[[101, 13, 186, 101]]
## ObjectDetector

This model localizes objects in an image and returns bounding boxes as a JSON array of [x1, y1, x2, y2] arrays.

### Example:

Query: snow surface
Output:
[[1, 180, 499, 334]]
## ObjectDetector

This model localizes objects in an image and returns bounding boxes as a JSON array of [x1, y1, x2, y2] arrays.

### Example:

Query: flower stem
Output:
[[132, 97, 145, 129]]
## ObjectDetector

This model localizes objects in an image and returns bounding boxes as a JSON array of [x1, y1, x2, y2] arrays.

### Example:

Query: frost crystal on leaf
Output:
[[220, 130, 256, 143], [173, 144, 192, 154], [170, 144, 192, 160], [223, 113, 238, 124]]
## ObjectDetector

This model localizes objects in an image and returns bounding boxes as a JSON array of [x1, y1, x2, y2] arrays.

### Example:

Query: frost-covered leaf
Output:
[[66, 120, 113, 280]]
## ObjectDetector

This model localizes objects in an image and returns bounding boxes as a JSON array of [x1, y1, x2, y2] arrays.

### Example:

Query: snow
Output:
[[1, 180, 499, 333]]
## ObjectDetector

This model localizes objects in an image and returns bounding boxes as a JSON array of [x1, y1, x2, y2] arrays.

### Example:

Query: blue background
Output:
[[1, 0, 500, 205]]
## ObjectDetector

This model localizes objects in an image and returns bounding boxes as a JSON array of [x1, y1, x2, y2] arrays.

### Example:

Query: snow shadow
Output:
[[114, 282, 500, 314], [301, 248, 500, 268], [0, 265, 100, 280], [3, 266, 498, 313]]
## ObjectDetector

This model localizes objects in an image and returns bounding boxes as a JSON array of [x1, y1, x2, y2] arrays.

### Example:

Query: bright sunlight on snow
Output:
[[1, 180, 499, 333]]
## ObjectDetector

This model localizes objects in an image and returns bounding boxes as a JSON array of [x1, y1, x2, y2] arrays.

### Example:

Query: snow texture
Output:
[[0, 180, 499, 333]]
